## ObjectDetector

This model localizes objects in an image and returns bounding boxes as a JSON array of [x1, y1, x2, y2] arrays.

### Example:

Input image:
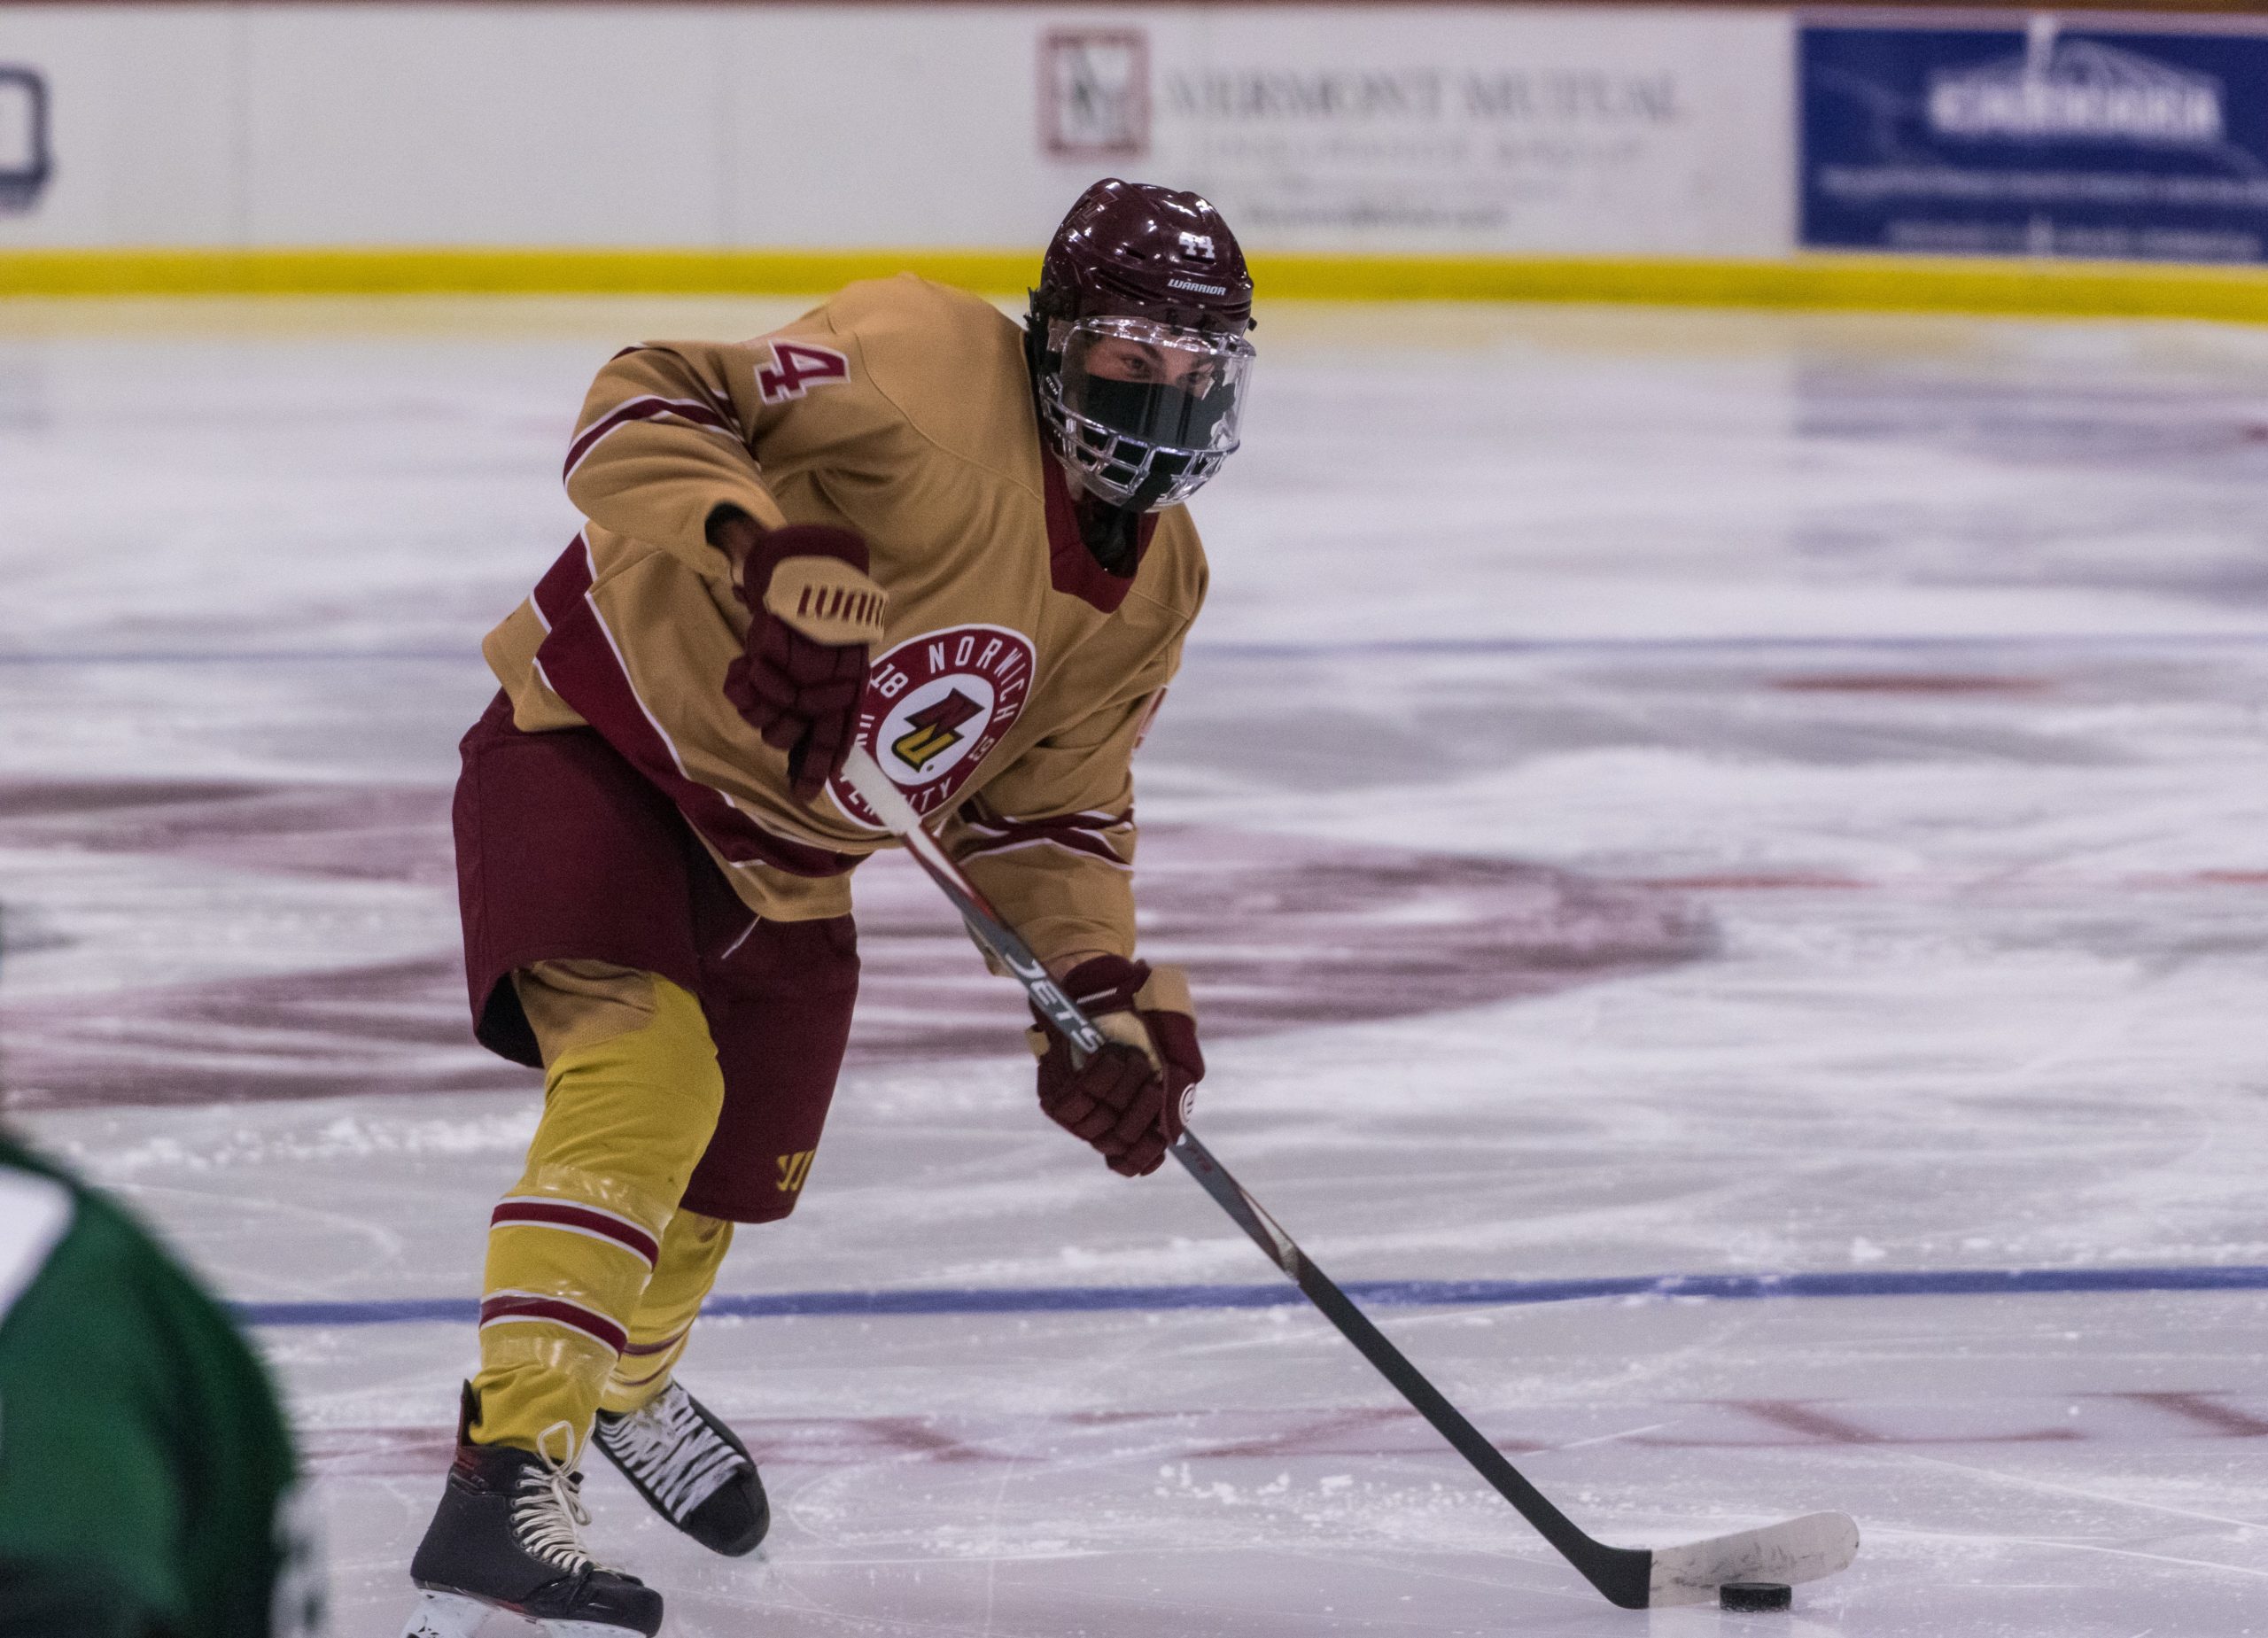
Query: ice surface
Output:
[[1, 298, 2264, 1634]]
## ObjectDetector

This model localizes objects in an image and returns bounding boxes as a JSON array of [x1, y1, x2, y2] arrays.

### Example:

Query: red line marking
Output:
[[1644, 869, 2268, 893], [1724, 1400, 1885, 1445], [822, 1415, 1017, 1465], [1769, 673, 2050, 695], [1636, 873, 1871, 891], [2115, 1392, 2268, 1438], [302, 1392, 2268, 1477], [1643, 1399, 2082, 1449], [1185, 1406, 1536, 1462]]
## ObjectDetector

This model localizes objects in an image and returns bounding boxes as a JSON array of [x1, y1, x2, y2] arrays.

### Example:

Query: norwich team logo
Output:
[[891, 689, 984, 769], [829, 624, 1037, 827]]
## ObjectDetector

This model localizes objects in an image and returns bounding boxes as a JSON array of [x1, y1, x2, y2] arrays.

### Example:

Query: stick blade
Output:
[[1645, 1511, 1860, 1607]]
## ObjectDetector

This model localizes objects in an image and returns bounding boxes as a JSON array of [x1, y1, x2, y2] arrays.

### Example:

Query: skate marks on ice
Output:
[[295, 1281, 2268, 1634], [315, 1366, 2268, 1635], [5, 306, 2267, 1633], [0, 776, 1705, 1109], [302, 1387, 2268, 1479]]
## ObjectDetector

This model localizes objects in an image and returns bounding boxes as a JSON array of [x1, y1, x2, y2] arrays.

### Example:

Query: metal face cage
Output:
[[1038, 315, 1254, 511]]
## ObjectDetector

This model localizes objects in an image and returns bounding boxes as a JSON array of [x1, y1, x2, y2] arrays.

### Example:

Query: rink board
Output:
[[7, 3, 2268, 315]]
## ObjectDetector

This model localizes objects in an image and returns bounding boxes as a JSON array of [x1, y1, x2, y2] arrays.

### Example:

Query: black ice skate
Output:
[[593, 1381, 770, 1556], [401, 1389, 662, 1638]]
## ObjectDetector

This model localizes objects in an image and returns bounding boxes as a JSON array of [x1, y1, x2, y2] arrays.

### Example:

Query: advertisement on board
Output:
[[1802, 15, 2268, 261], [1045, 11, 1791, 256], [0, 67, 51, 215], [0, 5, 1790, 259]]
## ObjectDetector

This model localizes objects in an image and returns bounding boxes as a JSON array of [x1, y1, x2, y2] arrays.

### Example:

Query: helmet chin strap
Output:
[[1121, 465, 1177, 516]]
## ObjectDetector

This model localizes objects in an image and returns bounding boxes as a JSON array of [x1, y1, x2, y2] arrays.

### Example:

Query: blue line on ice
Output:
[[6, 631, 2268, 668], [233, 1262, 2268, 1328]]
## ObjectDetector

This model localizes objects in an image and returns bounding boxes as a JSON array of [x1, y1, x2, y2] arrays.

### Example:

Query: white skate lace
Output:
[[596, 1384, 745, 1521], [510, 1422, 602, 1574]]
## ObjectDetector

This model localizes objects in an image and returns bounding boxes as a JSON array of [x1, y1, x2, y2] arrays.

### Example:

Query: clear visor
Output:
[[1056, 316, 1254, 458]]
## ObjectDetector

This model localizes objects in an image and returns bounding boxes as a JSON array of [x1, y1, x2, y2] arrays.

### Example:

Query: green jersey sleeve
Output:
[[0, 1139, 322, 1638]]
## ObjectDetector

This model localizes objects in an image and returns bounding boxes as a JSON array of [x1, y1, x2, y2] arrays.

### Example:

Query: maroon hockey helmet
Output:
[[1033, 177, 1254, 335], [1028, 179, 1256, 513]]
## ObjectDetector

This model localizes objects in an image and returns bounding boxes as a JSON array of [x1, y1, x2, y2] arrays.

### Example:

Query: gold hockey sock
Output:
[[602, 1206, 734, 1416], [470, 964, 725, 1454]]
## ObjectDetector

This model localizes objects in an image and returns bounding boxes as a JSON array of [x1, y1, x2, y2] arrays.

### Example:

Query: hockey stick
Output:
[[842, 749, 1859, 1609]]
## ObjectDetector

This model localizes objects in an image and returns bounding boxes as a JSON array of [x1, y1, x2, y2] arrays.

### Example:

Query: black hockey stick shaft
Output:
[[841, 751, 1651, 1609], [1168, 1130, 1650, 1606]]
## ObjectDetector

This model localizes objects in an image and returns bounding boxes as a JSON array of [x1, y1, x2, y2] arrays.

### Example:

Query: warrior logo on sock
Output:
[[830, 624, 1037, 827]]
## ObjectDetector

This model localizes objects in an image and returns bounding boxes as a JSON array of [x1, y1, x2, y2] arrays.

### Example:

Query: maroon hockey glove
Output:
[[1029, 956, 1204, 1178], [718, 519, 889, 803]]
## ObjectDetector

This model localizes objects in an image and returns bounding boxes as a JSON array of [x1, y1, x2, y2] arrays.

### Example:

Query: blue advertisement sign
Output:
[[1801, 16, 2268, 262], [0, 66, 52, 215]]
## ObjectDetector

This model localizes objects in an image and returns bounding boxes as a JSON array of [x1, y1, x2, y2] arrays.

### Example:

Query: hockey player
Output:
[[404, 178, 1255, 1635], [0, 1130, 323, 1636]]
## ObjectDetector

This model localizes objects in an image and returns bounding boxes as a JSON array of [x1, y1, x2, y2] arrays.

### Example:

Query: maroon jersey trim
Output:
[[619, 1324, 692, 1360], [489, 1198, 661, 1268], [563, 394, 739, 480], [479, 1291, 629, 1356], [1042, 452, 1158, 614], [955, 798, 1130, 867], [530, 535, 863, 880]]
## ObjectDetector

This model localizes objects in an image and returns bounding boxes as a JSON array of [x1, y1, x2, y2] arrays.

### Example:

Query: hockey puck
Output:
[[1720, 1581, 1792, 1611]]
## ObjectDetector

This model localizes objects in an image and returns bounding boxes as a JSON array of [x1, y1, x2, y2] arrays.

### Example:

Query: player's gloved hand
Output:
[[716, 515, 888, 803], [1029, 956, 1203, 1177]]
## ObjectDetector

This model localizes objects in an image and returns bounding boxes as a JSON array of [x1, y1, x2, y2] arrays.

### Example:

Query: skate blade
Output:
[[401, 1592, 491, 1638], [402, 1590, 644, 1638]]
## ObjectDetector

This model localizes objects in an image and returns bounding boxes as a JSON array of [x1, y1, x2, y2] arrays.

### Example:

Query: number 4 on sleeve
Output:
[[757, 342, 850, 405]]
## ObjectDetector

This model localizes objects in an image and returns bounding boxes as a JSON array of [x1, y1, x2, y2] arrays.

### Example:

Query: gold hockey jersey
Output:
[[481, 276, 1206, 971]]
